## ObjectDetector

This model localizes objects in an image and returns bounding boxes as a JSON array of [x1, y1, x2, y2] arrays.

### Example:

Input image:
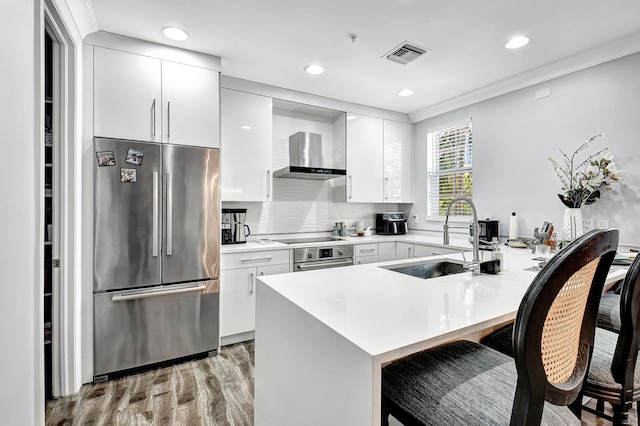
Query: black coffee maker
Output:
[[471, 219, 499, 243], [221, 208, 251, 244]]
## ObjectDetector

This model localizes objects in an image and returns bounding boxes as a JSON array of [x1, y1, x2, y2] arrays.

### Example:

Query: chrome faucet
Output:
[[443, 197, 480, 275]]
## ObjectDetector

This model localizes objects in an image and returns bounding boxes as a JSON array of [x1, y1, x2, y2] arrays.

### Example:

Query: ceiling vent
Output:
[[383, 42, 430, 65]]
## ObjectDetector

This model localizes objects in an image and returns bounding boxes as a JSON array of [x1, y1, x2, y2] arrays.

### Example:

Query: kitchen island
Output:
[[254, 246, 626, 426]]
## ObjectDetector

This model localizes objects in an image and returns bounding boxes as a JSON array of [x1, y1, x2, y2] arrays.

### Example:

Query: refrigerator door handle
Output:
[[152, 171, 159, 257], [166, 172, 173, 256], [111, 284, 207, 302]]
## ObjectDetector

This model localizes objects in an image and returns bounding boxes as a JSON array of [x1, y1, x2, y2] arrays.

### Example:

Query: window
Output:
[[427, 121, 473, 218]]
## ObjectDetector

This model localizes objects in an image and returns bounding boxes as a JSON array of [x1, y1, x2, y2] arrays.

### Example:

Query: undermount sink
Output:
[[384, 259, 467, 280]]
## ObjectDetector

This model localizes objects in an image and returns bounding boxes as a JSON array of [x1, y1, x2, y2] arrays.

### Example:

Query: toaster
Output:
[[376, 212, 408, 235]]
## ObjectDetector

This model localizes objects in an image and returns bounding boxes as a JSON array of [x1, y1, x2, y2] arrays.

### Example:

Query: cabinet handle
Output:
[[152, 172, 159, 257], [408, 247, 412, 258], [241, 256, 272, 263], [167, 101, 171, 139], [360, 248, 375, 253], [166, 173, 173, 256], [385, 177, 389, 200], [348, 175, 353, 200], [249, 272, 254, 294], [151, 99, 156, 139], [266, 170, 271, 200]]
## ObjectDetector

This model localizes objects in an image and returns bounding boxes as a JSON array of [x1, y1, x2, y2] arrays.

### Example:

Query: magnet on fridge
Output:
[[120, 168, 137, 183], [125, 148, 144, 166], [96, 151, 116, 167]]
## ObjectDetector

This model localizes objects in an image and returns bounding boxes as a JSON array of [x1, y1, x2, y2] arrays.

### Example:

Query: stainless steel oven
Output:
[[292, 245, 354, 271]]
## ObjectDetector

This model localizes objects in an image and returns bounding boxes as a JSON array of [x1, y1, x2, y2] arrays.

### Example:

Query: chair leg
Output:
[[596, 399, 605, 413], [381, 404, 390, 426], [611, 403, 631, 426]]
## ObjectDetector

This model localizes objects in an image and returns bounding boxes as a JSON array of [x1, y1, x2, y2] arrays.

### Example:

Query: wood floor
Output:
[[46, 339, 636, 425], [45, 341, 254, 426]]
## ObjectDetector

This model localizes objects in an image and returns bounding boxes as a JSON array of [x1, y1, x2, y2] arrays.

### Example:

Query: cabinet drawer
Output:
[[355, 243, 378, 257], [355, 256, 379, 265], [222, 250, 290, 270], [413, 244, 463, 258]]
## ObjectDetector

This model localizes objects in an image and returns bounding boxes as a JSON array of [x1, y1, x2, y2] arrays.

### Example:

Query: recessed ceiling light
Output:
[[162, 26, 188, 41], [346, 115, 357, 120], [505, 36, 530, 49], [241, 125, 252, 130], [398, 89, 414, 97], [305, 65, 324, 75]]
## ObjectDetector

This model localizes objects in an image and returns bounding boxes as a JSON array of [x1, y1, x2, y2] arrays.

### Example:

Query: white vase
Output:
[[562, 208, 584, 241]]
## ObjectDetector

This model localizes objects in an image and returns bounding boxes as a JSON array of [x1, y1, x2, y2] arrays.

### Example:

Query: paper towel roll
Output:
[[509, 212, 518, 240]]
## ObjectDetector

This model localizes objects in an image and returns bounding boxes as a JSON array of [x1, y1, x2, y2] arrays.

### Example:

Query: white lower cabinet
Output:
[[396, 242, 414, 259], [378, 242, 396, 262], [355, 243, 378, 265], [220, 250, 289, 344], [413, 244, 463, 257]]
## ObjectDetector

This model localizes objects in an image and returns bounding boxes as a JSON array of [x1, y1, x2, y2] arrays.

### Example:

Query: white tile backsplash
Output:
[[223, 177, 398, 235]]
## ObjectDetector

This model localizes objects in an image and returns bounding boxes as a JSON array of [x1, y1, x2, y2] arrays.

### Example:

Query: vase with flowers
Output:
[[549, 134, 621, 241]]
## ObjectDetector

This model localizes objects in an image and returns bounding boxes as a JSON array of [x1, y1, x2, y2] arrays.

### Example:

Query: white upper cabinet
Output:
[[383, 120, 413, 203], [94, 47, 162, 142], [345, 114, 384, 202], [161, 61, 220, 148], [221, 88, 273, 201], [93, 46, 220, 148]]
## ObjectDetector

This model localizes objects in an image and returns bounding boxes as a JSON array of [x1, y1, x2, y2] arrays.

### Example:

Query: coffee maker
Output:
[[221, 208, 251, 244]]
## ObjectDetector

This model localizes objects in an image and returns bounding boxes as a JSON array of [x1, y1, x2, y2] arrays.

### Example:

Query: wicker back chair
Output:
[[382, 229, 618, 426], [581, 254, 640, 425]]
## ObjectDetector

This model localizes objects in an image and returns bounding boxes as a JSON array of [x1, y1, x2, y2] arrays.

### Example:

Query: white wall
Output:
[[411, 52, 640, 246], [0, 1, 43, 424]]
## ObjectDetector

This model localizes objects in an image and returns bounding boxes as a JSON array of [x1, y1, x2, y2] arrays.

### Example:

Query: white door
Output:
[[384, 120, 413, 203], [221, 89, 273, 201], [378, 242, 396, 262], [162, 61, 220, 148], [94, 47, 161, 142], [396, 242, 414, 259], [220, 268, 255, 337], [346, 114, 383, 202]]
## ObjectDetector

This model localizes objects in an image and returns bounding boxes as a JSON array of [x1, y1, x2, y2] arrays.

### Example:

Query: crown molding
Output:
[[409, 31, 640, 123]]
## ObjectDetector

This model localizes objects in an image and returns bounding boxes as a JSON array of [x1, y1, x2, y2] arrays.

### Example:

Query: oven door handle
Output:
[[295, 258, 354, 271]]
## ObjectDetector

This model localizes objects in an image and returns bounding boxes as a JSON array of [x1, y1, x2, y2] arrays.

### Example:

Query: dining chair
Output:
[[597, 292, 622, 333], [580, 253, 640, 425], [381, 229, 618, 426]]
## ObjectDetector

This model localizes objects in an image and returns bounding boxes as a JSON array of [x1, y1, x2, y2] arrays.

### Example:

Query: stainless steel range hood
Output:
[[273, 132, 346, 180]]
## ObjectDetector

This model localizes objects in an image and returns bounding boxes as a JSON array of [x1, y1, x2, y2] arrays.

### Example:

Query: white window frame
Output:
[[426, 119, 473, 220]]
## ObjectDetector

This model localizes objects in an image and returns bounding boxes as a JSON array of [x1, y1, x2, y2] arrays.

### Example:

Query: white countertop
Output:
[[257, 246, 627, 359]]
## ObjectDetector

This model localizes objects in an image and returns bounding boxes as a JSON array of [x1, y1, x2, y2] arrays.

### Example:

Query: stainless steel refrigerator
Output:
[[92, 137, 220, 382]]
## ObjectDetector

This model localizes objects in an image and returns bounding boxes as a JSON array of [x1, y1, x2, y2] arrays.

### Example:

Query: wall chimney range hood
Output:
[[273, 132, 346, 180]]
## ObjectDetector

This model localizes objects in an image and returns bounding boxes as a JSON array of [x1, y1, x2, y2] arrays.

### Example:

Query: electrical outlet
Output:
[[583, 218, 594, 232], [411, 215, 418, 226]]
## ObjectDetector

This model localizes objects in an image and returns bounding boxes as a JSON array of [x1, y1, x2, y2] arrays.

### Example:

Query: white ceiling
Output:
[[87, 0, 640, 119]]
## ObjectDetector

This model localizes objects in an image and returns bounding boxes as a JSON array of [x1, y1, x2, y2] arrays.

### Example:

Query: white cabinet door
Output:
[[220, 268, 255, 338], [346, 114, 383, 202], [221, 89, 273, 201], [378, 242, 396, 262], [413, 244, 463, 257], [220, 259, 289, 338], [94, 47, 161, 141], [162, 61, 220, 148], [383, 120, 413, 203], [356, 256, 378, 265], [395, 242, 414, 259]]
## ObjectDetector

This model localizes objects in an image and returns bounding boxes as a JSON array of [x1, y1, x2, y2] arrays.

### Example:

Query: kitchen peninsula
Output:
[[253, 246, 626, 426]]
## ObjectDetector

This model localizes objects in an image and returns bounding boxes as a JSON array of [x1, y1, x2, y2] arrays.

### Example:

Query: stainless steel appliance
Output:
[[292, 244, 354, 271], [221, 208, 250, 244], [273, 131, 347, 180], [376, 212, 408, 235], [92, 137, 220, 382]]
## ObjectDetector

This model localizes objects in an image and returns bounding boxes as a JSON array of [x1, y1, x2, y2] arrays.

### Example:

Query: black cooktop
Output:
[[275, 236, 338, 245]]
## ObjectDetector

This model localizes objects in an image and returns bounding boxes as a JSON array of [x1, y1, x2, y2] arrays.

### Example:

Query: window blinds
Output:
[[427, 122, 473, 217]]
